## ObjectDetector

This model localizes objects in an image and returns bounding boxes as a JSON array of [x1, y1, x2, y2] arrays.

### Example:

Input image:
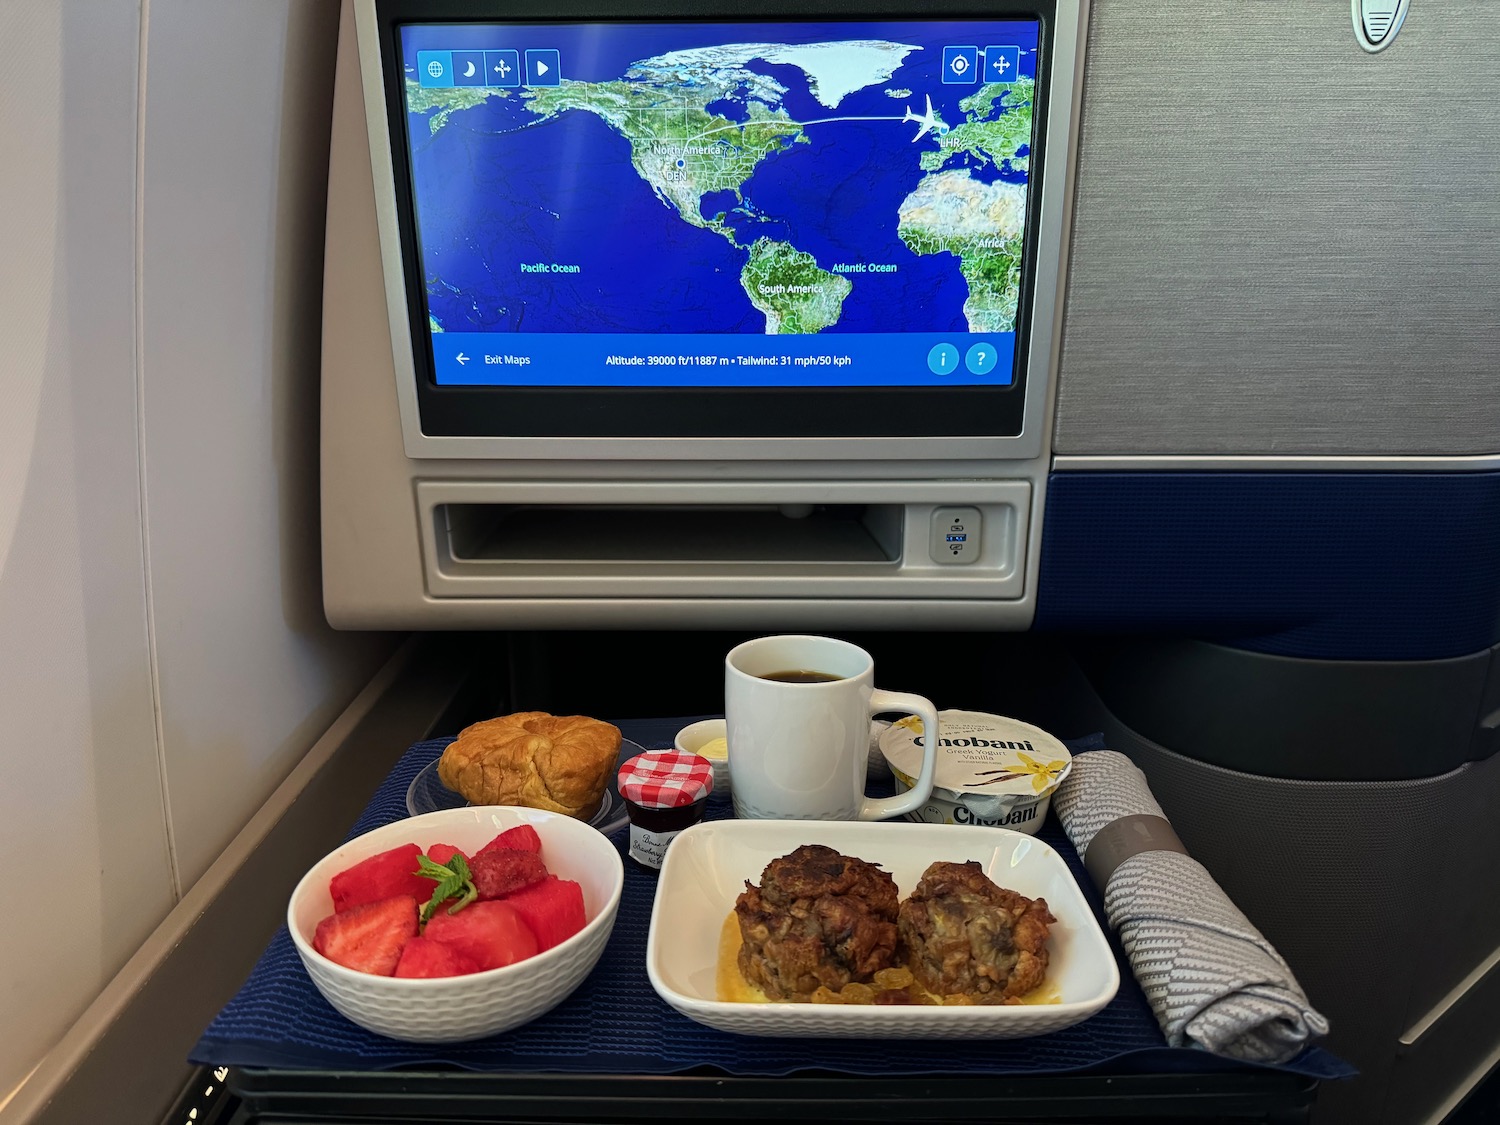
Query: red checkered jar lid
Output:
[[617, 749, 715, 809]]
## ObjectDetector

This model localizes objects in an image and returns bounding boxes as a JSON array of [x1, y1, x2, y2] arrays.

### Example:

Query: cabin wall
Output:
[[0, 0, 393, 1103]]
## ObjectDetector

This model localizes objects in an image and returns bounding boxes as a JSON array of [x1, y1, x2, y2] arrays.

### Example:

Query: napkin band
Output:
[[1083, 814, 1189, 887]]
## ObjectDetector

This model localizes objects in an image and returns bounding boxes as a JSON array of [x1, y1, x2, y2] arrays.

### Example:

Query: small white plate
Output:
[[406, 739, 645, 836], [646, 819, 1119, 1039], [674, 718, 729, 795]]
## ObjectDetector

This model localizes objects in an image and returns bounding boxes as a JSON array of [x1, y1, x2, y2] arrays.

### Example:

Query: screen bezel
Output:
[[359, 0, 1081, 457]]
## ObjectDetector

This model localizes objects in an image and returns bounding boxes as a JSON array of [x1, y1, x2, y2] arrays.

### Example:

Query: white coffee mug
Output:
[[725, 634, 940, 821]]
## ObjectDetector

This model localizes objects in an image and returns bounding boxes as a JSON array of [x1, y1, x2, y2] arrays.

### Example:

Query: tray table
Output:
[[191, 716, 1350, 1123]]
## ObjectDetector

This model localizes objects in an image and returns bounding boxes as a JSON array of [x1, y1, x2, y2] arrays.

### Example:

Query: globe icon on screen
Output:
[[426, 59, 445, 78]]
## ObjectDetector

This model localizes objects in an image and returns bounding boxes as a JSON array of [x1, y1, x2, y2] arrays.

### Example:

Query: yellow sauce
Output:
[[696, 736, 729, 760], [717, 912, 769, 1002], [1015, 978, 1062, 1006], [715, 911, 1059, 1005]]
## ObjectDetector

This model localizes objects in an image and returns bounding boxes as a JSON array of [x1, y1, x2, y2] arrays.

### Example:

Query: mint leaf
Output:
[[447, 853, 473, 884], [416, 854, 458, 880], [415, 853, 477, 924]]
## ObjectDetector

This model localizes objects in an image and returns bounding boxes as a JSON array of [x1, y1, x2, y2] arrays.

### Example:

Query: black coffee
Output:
[[759, 668, 843, 683]]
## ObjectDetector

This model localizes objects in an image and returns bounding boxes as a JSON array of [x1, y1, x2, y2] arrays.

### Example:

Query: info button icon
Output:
[[927, 342, 961, 376]]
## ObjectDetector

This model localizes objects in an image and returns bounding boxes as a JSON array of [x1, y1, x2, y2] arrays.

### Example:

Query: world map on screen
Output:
[[401, 24, 1037, 342]]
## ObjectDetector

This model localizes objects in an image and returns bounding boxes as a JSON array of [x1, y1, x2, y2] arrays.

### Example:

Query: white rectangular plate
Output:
[[646, 819, 1119, 1039]]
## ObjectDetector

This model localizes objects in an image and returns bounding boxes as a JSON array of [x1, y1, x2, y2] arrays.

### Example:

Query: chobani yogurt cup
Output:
[[878, 711, 1072, 835]]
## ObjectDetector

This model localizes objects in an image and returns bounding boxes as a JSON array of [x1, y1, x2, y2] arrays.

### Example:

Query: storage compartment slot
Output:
[[441, 503, 902, 565], [414, 479, 1029, 604]]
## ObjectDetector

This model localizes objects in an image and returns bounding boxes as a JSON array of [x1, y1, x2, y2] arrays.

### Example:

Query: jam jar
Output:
[[617, 749, 715, 870]]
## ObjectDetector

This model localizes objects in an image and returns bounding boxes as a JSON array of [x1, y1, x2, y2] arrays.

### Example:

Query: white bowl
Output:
[[674, 717, 729, 795], [288, 806, 623, 1043], [646, 819, 1118, 1039]]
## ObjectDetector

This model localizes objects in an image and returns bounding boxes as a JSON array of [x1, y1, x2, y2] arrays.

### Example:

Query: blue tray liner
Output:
[[191, 717, 1354, 1080]]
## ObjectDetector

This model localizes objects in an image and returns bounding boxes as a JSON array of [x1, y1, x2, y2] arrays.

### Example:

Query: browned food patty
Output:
[[734, 844, 900, 1001], [897, 860, 1055, 1003]]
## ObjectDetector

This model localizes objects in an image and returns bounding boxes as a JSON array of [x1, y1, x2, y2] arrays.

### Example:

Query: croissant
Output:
[[437, 711, 622, 820]]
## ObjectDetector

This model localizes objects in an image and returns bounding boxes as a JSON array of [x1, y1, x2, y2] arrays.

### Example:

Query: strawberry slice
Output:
[[394, 936, 481, 978], [503, 876, 587, 952], [470, 848, 548, 899], [424, 900, 537, 970], [476, 824, 543, 856], [329, 843, 430, 913], [312, 895, 418, 975]]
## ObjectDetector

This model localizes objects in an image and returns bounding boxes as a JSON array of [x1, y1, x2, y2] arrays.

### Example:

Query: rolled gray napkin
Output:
[[1052, 750, 1330, 1063]]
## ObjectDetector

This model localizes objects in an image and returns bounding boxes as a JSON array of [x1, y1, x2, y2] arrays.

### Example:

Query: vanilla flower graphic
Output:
[[974, 751, 1069, 792], [1014, 751, 1069, 792]]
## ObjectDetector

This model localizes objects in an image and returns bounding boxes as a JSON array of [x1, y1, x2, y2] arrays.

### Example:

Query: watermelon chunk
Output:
[[425, 842, 467, 867], [470, 848, 548, 899], [313, 895, 418, 975], [394, 936, 481, 979], [329, 843, 430, 913], [477, 824, 543, 856], [502, 876, 587, 952], [424, 900, 538, 971]]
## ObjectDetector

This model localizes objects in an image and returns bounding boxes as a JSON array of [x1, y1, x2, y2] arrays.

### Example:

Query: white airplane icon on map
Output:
[[903, 95, 943, 142]]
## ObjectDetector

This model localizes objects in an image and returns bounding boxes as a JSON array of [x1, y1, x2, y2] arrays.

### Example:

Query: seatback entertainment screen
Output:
[[374, 5, 1053, 437]]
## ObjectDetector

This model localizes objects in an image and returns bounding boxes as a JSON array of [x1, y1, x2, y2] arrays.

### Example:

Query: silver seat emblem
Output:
[[1354, 0, 1410, 52]]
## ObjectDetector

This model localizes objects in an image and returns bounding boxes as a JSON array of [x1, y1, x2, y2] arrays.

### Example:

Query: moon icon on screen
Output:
[[463, 60, 476, 78]]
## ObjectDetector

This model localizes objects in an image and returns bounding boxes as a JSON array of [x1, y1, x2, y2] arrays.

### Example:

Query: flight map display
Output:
[[397, 20, 1041, 388]]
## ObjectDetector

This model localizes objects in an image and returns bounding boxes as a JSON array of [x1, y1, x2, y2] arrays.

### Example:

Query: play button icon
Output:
[[525, 49, 561, 86]]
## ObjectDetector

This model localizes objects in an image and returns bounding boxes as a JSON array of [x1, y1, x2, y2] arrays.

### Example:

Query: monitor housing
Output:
[[321, 0, 1088, 628]]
